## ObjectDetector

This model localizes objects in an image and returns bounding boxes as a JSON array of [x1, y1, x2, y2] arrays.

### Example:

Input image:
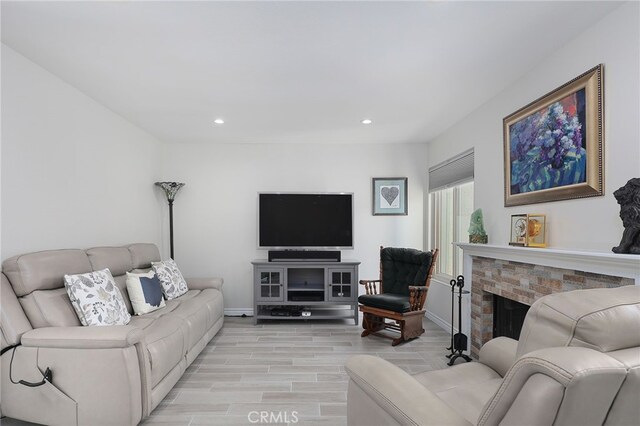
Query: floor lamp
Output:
[[155, 181, 185, 259]]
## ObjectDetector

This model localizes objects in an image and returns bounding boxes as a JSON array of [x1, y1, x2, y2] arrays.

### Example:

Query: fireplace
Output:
[[493, 294, 529, 340], [458, 243, 639, 358]]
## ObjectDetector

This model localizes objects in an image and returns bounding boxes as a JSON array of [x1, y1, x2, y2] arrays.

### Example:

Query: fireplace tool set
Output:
[[446, 275, 472, 365]]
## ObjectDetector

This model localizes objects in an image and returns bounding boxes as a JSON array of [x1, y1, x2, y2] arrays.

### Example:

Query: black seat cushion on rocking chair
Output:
[[357, 293, 411, 313], [381, 248, 433, 295]]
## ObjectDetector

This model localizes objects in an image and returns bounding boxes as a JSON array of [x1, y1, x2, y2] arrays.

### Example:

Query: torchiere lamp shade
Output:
[[155, 182, 185, 202]]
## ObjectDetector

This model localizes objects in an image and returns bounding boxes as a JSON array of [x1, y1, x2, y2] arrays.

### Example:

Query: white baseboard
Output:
[[224, 308, 254, 317], [226, 307, 456, 329], [425, 309, 458, 334]]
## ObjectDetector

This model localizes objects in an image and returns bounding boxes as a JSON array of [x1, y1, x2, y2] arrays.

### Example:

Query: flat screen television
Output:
[[259, 193, 353, 249]]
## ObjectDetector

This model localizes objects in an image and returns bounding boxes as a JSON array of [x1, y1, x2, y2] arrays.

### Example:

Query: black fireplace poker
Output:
[[446, 275, 472, 366]]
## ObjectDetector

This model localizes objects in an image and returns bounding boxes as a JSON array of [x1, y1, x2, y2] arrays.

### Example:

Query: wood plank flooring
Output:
[[142, 316, 451, 425], [1, 316, 452, 425]]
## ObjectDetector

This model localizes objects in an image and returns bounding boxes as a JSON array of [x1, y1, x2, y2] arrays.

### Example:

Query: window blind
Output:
[[428, 148, 474, 192]]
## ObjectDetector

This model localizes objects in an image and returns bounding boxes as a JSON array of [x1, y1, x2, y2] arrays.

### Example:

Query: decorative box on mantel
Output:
[[455, 243, 640, 358]]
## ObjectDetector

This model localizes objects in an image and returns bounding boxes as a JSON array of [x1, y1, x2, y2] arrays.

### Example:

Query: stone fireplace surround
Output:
[[456, 243, 640, 358]]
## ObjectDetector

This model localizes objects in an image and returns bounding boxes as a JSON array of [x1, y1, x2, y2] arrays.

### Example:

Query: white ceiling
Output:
[[1, 1, 622, 144]]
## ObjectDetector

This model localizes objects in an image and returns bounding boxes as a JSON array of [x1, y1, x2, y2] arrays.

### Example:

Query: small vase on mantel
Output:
[[468, 208, 488, 244]]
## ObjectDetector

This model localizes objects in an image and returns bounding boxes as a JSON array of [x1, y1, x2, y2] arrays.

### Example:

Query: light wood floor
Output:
[[142, 316, 451, 425], [2, 316, 452, 426]]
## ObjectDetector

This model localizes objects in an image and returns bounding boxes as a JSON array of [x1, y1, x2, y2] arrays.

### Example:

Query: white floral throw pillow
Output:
[[64, 268, 131, 326], [151, 258, 189, 300]]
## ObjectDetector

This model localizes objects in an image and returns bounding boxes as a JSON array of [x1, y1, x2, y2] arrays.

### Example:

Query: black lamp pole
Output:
[[155, 182, 185, 259], [168, 198, 175, 258]]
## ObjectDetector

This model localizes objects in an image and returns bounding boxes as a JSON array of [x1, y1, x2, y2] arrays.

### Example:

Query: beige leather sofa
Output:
[[346, 285, 640, 426], [0, 243, 224, 425]]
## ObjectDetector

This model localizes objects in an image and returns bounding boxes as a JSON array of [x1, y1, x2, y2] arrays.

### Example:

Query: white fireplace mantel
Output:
[[455, 243, 640, 283]]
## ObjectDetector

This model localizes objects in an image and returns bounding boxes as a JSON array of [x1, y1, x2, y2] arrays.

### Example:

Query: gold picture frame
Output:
[[509, 214, 547, 248], [504, 65, 604, 207], [526, 214, 547, 247]]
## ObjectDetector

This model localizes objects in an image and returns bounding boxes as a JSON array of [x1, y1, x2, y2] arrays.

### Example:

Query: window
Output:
[[429, 149, 474, 278], [430, 181, 474, 277]]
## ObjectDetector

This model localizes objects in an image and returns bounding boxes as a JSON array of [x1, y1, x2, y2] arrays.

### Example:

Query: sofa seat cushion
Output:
[[358, 293, 410, 313], [139, 314, 187, 387], [138, 299, 180, 320], [170, 289, 201, 303], [128, 316, 155, 330], [131, 291, 198, 321], [413, 362, 502, 424], [169, 289, 222, 350]]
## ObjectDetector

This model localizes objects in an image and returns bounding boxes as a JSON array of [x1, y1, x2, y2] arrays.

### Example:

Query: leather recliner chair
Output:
[[346, 285, 640, 425]]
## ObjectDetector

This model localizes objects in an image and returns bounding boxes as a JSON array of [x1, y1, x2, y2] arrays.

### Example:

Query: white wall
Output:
[[426, 2, 640, 328], [1, 42, 429, 315], [161, 142, 428, 312], [1, 45, 165, 258]]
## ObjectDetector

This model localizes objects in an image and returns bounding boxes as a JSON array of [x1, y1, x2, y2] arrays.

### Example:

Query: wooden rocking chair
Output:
[[358, 246, 438, 346]]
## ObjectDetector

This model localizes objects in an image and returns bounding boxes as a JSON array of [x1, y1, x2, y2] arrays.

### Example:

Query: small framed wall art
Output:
[[510, 214, 547, 247], [372, 177, 408, 216]]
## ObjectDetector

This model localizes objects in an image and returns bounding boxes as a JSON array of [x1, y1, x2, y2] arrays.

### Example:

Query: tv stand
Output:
[[252, 259, 359, 324], [268, 250, 341, 262]]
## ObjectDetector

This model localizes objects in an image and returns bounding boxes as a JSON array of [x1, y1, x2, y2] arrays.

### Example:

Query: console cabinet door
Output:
[[327, 268, 355, 301], [256, 268, 284, 301]]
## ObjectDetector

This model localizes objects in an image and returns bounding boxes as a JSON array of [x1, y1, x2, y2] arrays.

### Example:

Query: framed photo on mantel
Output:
[[503, 64, 604, 207], [510, 214, 547, 248], [372, 177, 408, 216]]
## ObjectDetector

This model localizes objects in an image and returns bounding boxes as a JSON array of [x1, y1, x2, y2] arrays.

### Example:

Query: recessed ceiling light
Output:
[[214, 118, 225, 125], [361, 119, 372, 125]]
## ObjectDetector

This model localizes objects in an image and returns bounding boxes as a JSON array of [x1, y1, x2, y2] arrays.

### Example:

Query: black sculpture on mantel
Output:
[[155, 181, 185, 259], [612, 178, 640, 255]]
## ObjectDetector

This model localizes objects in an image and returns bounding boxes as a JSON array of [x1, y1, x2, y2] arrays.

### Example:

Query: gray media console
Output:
[[251, 260, 360, 325]]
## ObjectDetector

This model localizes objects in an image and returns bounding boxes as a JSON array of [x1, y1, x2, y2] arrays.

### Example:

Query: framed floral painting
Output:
[[503, 64, 604, 207]]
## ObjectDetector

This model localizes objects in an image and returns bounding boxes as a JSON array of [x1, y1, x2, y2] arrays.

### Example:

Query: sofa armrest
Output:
[[186, 277, 224, 291], [479, 336, 518, 377], [21, 326, 143, 349], [346, 355, 472, 426]]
